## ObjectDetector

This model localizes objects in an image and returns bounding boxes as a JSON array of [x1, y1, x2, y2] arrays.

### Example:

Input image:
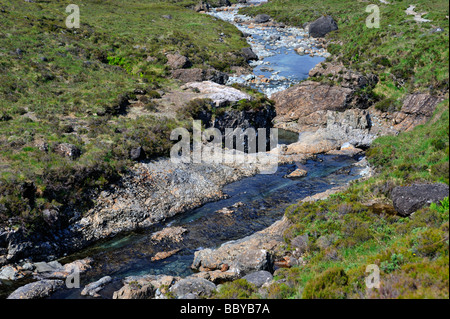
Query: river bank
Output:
[[1, 0, 448, 299]]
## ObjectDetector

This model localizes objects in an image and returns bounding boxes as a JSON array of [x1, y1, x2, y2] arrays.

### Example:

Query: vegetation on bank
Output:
[[0, 0, 248, 229], [214, 0, 450, 299], [215, 99, 449, 299], [240, 0, 449, 108]]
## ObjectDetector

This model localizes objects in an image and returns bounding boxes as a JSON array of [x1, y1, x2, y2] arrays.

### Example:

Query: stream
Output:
[[1, 0, 366, 299]]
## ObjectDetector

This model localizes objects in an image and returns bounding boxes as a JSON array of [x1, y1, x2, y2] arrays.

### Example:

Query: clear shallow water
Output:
[[208, 1, 327, 97], [49, 153, 365, 299]]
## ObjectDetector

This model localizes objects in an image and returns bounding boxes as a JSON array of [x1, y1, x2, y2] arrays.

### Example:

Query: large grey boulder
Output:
[[241, 47, 258, 61], [309, 15, 338, 38], [170, 277, 216, 299], [254, 14, 271, 23], [391, 183, 449, 216], [242, 271, 273, 288]]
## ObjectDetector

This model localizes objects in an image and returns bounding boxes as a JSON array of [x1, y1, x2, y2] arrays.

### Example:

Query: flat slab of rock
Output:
[[7, 279, 64, 299], [272, 81, 355, 131], [182, 81, 252, 106], [391, 183, 449, 216]]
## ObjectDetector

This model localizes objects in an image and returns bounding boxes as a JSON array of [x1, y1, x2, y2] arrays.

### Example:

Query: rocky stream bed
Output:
[[0, 0, 378, 299]]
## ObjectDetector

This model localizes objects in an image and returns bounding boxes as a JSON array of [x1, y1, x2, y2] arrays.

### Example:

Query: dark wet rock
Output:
[[54, 143, 81, 159], [172, 68, 229, 84], [7, 279, 64, 299], [170, 277, 216, 299], [242, 270, 273, 288], [42, 208, 61, 228], [309, 15, 338, 38], [254, 14, 271, 23], [241, 47, 258, 61], [391, 183, 449, 217], [130, 146, 146, 161], [166, 53, 191, 69]]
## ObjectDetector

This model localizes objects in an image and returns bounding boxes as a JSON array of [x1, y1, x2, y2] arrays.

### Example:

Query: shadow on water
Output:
[[48, 153, 365, 299]]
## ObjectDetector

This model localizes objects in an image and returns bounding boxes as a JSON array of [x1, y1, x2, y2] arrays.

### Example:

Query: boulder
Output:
[[391, 183, 449, 217], [81, 276, 112, 297], [272, 81, 356, 132], [7, 279, 64, 299], [54, 143, 81, 159], [113, 277, 155, 299], [130, 146, 146, 161], [242, 271, 273, 288], [166, 53, 191, 69], [194, 1, 210, 12], [241, 47, 258, 61], [254, 14, 271, 23], [393, 94, 445, 131], [309, 15, 338, 38], [234, 249, 273, 276], [169, 277, 216, 299], [0, 265, 24, 280], [181, 81, 252, 106], [286, 168, 308, 178]]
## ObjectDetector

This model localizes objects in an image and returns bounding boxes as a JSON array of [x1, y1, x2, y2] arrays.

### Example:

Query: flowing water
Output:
[[1, 1, 366, 299], [208, 0, 329, 97], [49, 153, 366, 299]]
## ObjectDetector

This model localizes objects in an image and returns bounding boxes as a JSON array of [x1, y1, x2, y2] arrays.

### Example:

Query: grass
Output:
[[215, 0, 449, 298], [216, 99, 449, 299], [0, 0, 249, 230], [240, 0, 449, 99]]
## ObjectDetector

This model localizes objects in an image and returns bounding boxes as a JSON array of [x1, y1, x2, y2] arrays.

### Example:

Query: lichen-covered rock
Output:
[[169, 277, 216, 299]]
